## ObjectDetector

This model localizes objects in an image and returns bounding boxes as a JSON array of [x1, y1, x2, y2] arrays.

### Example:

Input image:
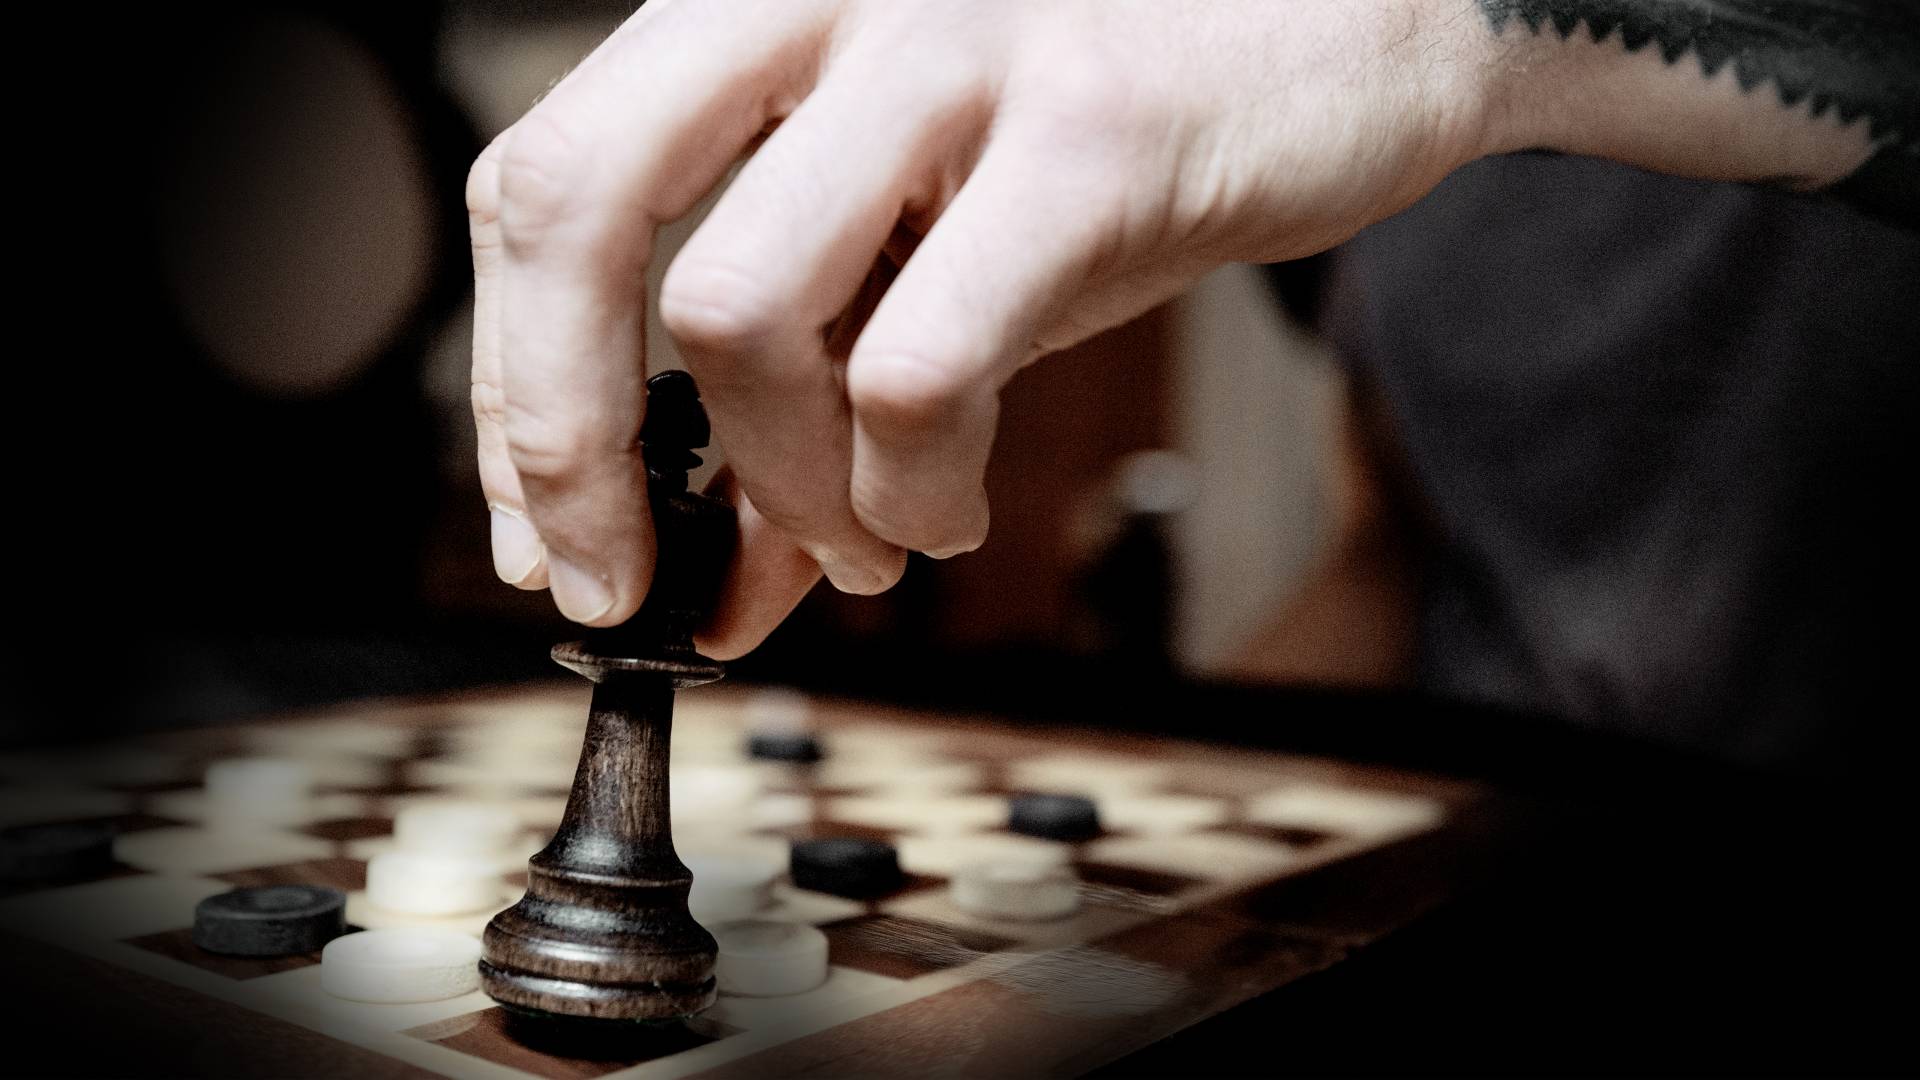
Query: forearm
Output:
[[1459, 0, 1919, 223]]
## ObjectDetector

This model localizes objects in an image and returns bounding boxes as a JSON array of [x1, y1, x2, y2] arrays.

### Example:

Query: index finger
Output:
[[492, 0, 838, 625]]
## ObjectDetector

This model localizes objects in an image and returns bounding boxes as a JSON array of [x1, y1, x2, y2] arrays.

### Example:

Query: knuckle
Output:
[[658, 260, 784, 357], [742, 486, 830, 539], [500, 401, 617, 484], [734, 478, 849, 552], [469, 379, 508, 431], [1036, 49, 1133, 127], [1018, 45, 1161, 161], [848, 350, 973, 434], [849, 482, 981, 555], [495, 112, 590, 239], [465, 135, 508, 232], [851, 500, 941, 554]]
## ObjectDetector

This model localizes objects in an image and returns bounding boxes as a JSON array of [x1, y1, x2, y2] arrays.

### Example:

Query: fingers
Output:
[[469, 135, 549, 591], [661, 53, 986, 594], [846, 131, 1115, 557], [491, 0, 838, 625], [693, 469, 824, 661]]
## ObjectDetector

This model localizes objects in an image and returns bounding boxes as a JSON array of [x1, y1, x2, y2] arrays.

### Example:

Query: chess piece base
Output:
[[478, 958, 717, 1022]]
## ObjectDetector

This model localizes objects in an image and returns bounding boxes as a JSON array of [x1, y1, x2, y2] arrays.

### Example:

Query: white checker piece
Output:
[[821, 725, 949, 762], [440, 732, 582, 775], [685, 851, 781, 922], [250, 964, 494, 1033], [672, 765, 762, 817], [343, 834, 539, 875], [145, 790, 371, 829], [345, 886, 518, 940], [1083, 831, 1302, 882], [221, 754, 388, 791], [1007, 755, 1173, 796], [115, 826, 336, 875], [245, 719, 420, 760], [740, 686, 813, 732], [374, 791, 569, 832], [366, 852, 505, 916], [811, 759, 985, 794], [747, 791, 814, 831], [405, 756, 573, 793], [321, 928, 483, 1003], [895, 832, 1073, 879], [392, 801, 523, 856], [671, 716, 747, 761], [1095, 794, 1231, 836], [827, 794, 1007, 835], [0, 786, 133, 829], [1244, 785, 1444, 841], [706, 964, 908, 1035]]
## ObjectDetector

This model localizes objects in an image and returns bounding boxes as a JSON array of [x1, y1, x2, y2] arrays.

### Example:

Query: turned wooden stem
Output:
[[539, 676, 680, 878], [479, 657, 721, 1020]]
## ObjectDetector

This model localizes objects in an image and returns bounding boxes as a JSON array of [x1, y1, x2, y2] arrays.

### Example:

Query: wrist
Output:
[[1393, 0, 1528, 174], [1459, 1, 1879, 188]]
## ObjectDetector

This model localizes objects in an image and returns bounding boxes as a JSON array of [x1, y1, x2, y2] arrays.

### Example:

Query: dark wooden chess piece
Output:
[[480, 371, 735, 1025]]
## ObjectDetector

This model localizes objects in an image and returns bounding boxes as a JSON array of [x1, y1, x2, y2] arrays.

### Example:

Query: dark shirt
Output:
[[1317, 152, 1917, 770]]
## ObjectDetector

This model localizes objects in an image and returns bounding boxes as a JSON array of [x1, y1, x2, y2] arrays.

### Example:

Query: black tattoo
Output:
[[1479, 0, 1920, 222]]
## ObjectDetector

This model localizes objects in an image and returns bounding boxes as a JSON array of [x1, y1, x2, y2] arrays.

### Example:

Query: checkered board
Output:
[[0, 683, 1497, 1078]]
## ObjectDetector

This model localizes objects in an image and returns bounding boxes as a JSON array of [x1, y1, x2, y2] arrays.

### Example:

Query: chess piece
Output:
[[480, 371, 736, 1024]]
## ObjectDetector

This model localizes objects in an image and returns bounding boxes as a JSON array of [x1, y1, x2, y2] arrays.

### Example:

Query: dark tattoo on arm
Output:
[[1477, 0, 1920, 224]]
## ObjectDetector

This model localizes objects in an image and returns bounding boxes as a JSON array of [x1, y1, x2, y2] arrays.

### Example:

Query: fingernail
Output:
[[810, 549, 885, 595], [549, 556, 615, 623], [489, 506, 545, 585]]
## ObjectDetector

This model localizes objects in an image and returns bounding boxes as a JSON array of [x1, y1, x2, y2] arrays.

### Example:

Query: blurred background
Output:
[[19, 1, 1416, 744], [5, 10, 1910, 1072]]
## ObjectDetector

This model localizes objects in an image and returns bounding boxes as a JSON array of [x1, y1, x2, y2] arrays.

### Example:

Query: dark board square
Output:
[[888, 872, 946, 899], [324, 769, 431, 799], [1214, 822, 1338, 849], [300, 816, 395, 843], [1076, 861, 1203, 898], [215, 857, 367, 892], [406, 1007, 728, 1080], [756, 820, 901, 846], [819, 915, 1017, 979], [125, 926, 330, 980]]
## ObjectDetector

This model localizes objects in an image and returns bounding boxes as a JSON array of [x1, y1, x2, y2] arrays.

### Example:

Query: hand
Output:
[[468, 0, 1500, 656]]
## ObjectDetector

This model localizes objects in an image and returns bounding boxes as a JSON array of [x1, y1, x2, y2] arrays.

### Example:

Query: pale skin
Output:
[[468, 0, 1892, 657]]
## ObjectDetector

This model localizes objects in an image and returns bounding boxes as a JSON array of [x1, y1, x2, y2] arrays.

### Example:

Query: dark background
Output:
[[17, 1, 1326, 746], [8, 4, 1912, 1073]]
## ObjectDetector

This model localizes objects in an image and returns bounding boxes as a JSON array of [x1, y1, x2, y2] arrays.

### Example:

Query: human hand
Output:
[[469, 0, 1501, 656]]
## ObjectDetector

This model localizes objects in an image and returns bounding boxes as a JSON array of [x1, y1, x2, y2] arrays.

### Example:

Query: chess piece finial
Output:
[[480, 371, 734, 1026]]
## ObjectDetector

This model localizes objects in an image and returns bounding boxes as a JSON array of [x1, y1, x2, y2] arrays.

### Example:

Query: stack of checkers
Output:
[[176, 759, 529, 1006], [324, 801, 528, 1003]]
